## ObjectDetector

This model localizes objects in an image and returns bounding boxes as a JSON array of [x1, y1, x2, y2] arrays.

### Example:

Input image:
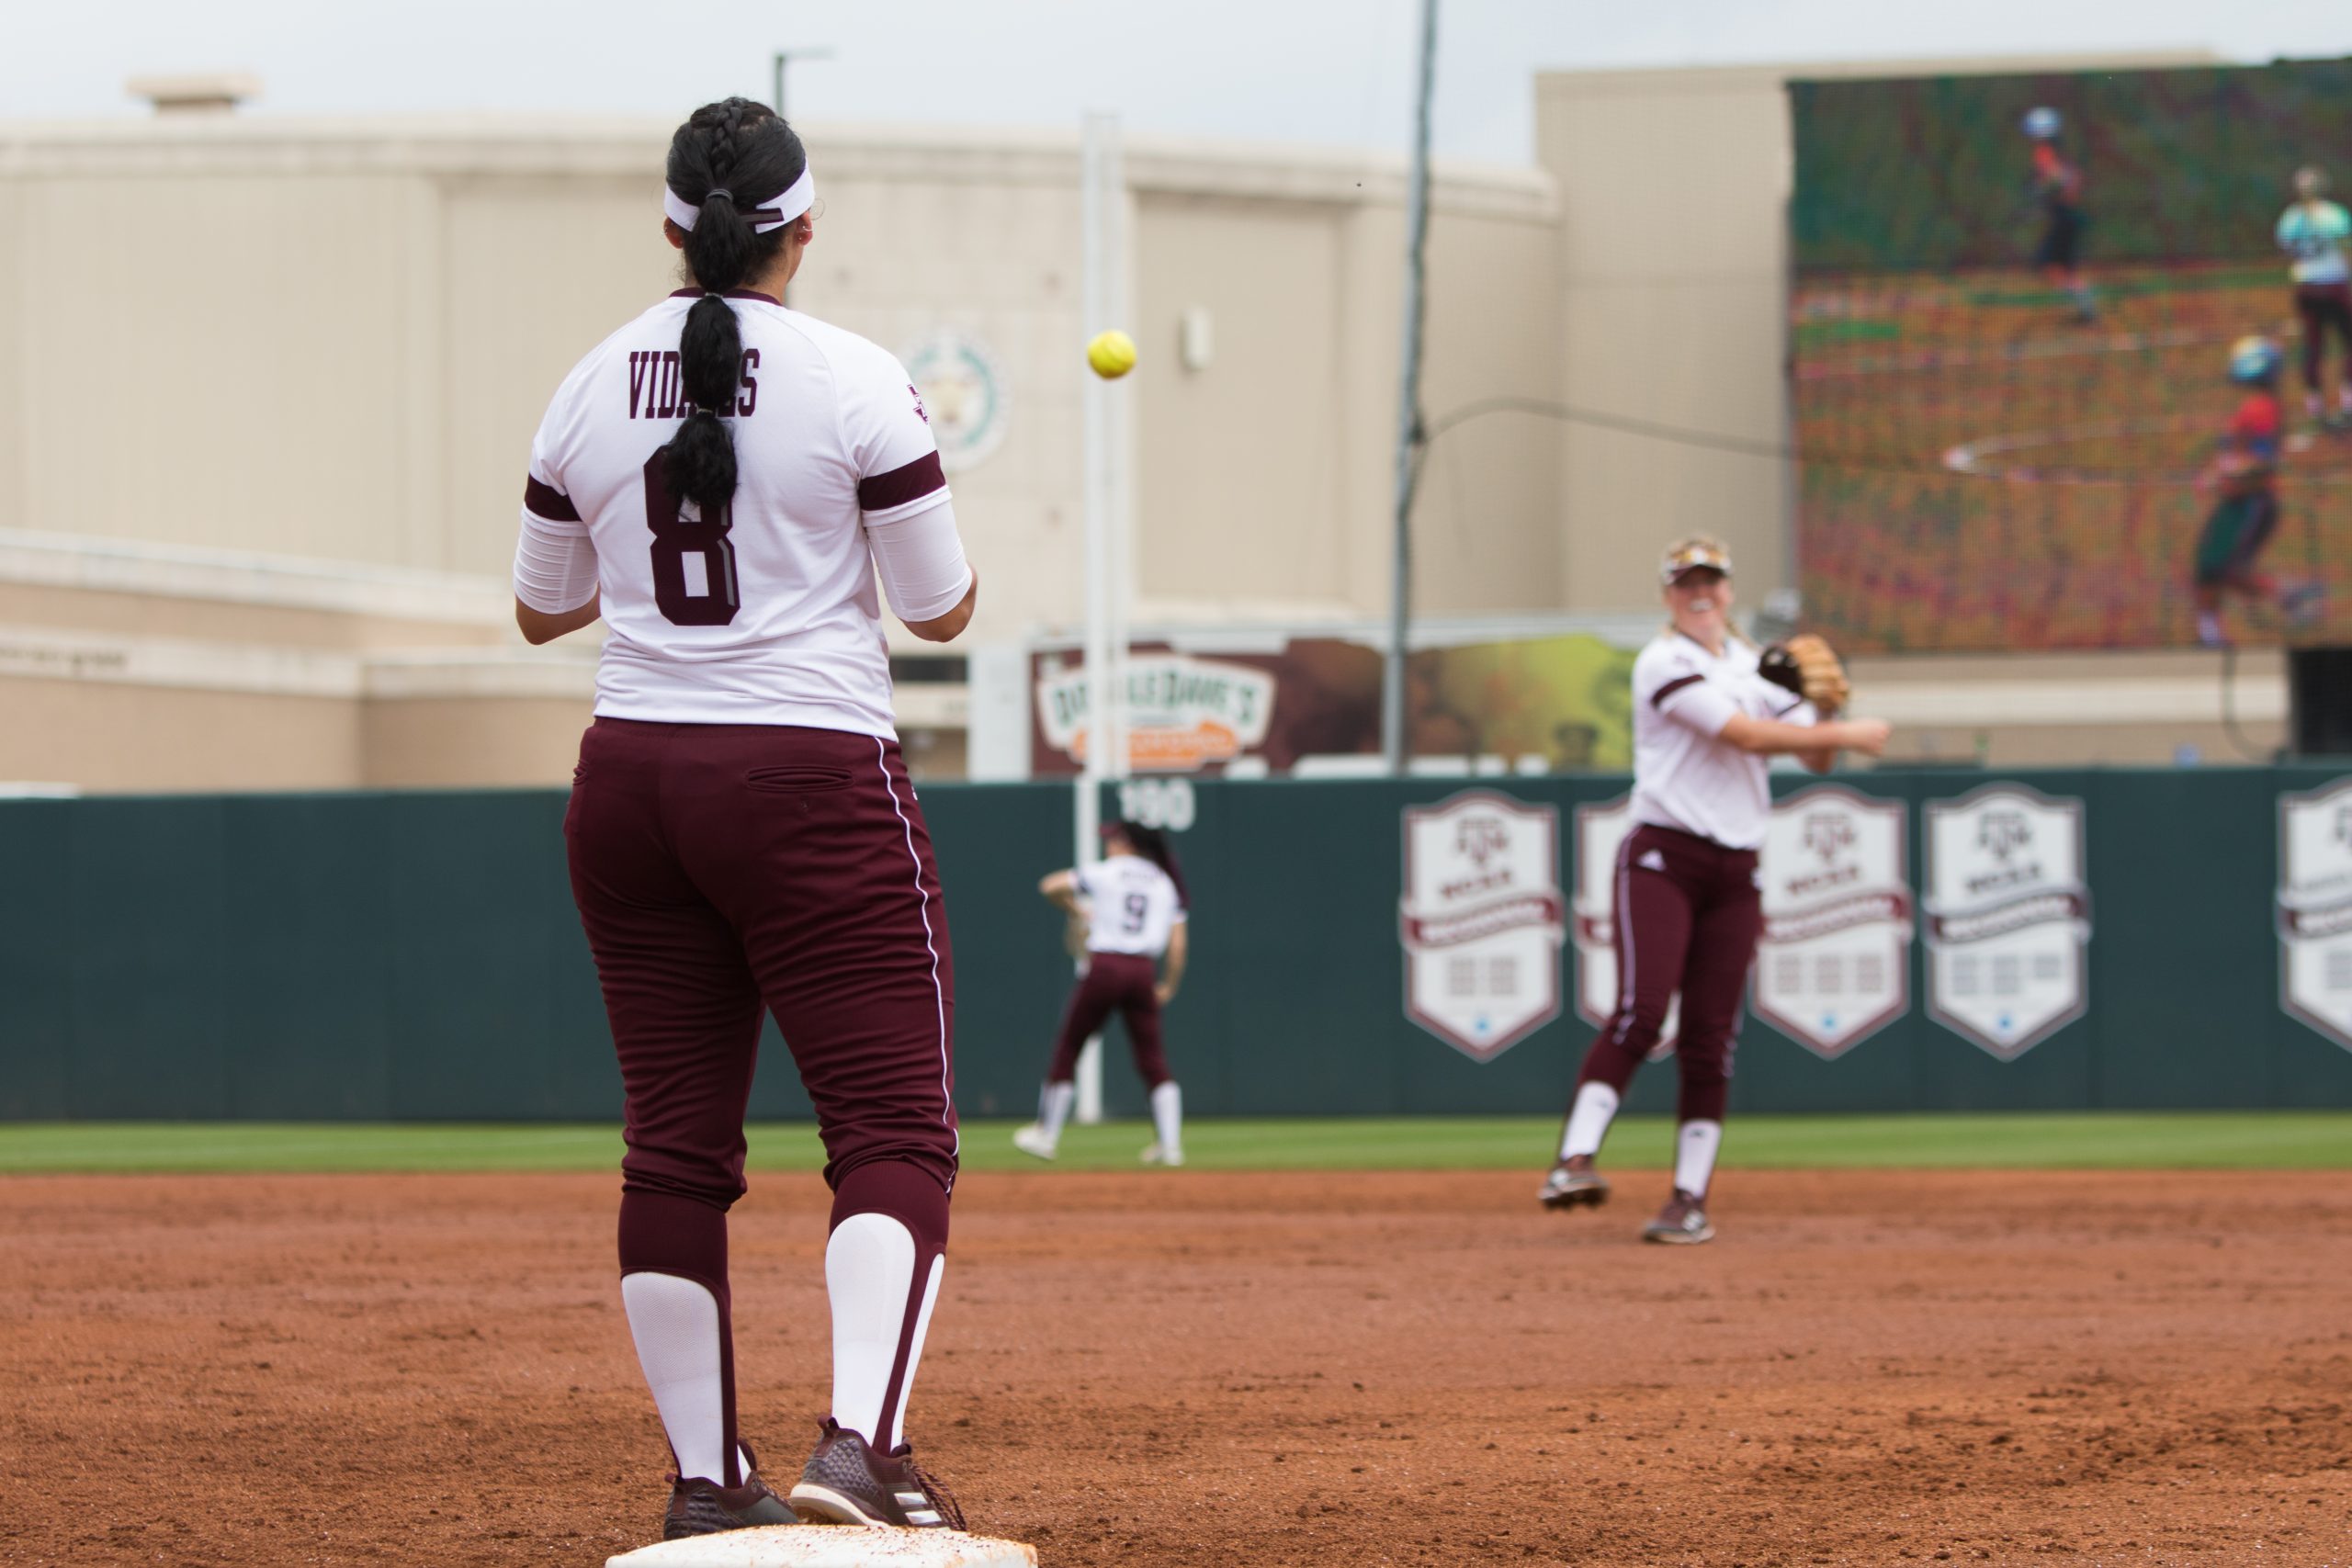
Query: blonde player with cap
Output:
[[1539, 539, 1890, 1244], [515, 98, 976, 1539]]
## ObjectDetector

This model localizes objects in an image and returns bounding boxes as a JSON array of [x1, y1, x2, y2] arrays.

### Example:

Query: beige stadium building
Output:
[[0, 48, 2268, 794]]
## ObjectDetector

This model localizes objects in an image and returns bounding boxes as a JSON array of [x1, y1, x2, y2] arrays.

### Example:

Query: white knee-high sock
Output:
[[826, 1213, 944, 1451], [1037, 1080, 1076, 1144], [1675, 1119, 1724, 1197], [1558, 1082, 1622, 1160], [621, 1271, 729, 1483], [1149, 1081, 1182, 1156]]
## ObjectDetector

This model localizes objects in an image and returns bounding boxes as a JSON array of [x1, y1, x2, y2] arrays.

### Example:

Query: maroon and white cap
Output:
[[662, 164, 814, 235], [1659, 536, 1733, 584]]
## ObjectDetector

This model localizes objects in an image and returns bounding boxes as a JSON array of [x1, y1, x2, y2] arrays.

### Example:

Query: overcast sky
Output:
[[6, 1, 2350, 166]]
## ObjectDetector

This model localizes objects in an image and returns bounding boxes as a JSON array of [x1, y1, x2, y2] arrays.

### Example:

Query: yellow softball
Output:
[[1086, 329, 1137, 379]]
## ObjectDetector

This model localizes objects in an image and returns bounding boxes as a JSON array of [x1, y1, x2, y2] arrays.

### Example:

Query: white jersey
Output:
[[1628, 632, 1814, 852], [1075, 854, 1187, 958], [523, 289, 951, 735], [2278, 200, 2352, 286]]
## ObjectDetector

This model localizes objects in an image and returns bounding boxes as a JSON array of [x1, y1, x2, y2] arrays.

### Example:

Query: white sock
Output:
[[1150, 1081, 1182, 1156], [620, 1271, 729, 1483], [1037, 1080, 1076, 1145], [1675, 1119, 1724, 1198], [825, 1213, 915, 1447], [2197, 611, 2222, 642], [1558, 1082, 1621, 1160]]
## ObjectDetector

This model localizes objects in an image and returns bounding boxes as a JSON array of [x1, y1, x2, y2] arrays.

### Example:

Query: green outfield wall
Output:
[[3, 767, 2349, 1122]]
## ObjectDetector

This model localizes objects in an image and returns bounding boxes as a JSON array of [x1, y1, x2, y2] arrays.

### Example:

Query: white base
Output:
[[606, 1526, 1036, 1568]]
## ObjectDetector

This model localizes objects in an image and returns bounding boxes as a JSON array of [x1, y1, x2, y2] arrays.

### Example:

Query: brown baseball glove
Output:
[[1758, 633, 1849, 716]]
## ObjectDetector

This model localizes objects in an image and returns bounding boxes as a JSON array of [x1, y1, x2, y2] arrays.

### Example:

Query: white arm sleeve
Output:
[[512, 512, 601, 613], [865, 497, 974, 623]]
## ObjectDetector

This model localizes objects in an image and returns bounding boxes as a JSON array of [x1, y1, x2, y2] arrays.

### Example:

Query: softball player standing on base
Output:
[[514, 98, 976, 1539], [1012, 821, 1190, 1166], [1540, 538, 1889, 1244]]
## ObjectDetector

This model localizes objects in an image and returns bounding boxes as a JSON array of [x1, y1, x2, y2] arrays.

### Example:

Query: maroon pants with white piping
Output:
[[565, 717, 957, 1478], [1046, 952, 1169, 1088], [1573, 823, 1761, 1123]]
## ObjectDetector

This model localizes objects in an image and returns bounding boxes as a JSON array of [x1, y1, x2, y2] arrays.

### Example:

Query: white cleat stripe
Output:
[[789, 1483, 888, 1527]]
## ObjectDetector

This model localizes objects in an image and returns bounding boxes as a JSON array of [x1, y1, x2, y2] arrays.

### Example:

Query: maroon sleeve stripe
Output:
[[857, 451, 947, 513], [524, 476, 581, 522], [1651, 673, 1705, 708]]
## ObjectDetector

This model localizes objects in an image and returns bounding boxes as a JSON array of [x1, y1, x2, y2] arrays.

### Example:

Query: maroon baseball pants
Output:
[[1574, 823, 1761, 1122], [2296, 282, 2352, 392], [566, 718, 957, 1479], [1046, 952, 1168, 1089]]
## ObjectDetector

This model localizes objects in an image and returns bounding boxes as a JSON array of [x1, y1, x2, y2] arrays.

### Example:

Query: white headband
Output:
[[662, 165, 814, 235]]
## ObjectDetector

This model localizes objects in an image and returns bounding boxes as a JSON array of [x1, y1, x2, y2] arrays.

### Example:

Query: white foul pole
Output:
[[1075, 109, 1126, 1126], [1381, 0, 1438, 775]]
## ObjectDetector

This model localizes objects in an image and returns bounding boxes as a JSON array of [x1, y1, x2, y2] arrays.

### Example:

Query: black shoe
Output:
[[1642, 1188, 1715, 1245], [663, 1450, 797, 1539], [1539, 1154, 1610, 1211], [789, 1417, 967, 1529]]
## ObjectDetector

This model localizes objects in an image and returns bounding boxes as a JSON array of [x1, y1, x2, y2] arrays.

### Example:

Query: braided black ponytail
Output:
[[660, 97, 807, 519]]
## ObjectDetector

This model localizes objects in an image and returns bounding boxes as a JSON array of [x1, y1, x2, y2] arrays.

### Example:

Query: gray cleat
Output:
[[1539, 1154, 1610, 1211], [789, 1418, 967, 1530], [1642, 1188, 1716, 1245]]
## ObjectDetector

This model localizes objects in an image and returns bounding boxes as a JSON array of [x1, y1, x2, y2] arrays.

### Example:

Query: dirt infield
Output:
[[3, 1168, 2346, 1568]]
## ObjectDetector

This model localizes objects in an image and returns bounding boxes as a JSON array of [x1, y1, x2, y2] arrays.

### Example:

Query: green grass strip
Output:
[[0, 1113, 2346, 1174]]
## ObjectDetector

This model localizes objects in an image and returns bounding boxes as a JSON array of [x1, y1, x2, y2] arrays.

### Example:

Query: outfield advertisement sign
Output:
[[1397, 790, 1566, 1063], [2278, 778, 2352, 1054], [1923, 785, 2092, 1060], [1753, 785, 1914, 1059]]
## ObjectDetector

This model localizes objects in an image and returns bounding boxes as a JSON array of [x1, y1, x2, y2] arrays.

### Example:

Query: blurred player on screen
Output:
[[2022, 107, 2097, 323], [2275, 165, 2352, 427], [2192, 337, 2321, 647]]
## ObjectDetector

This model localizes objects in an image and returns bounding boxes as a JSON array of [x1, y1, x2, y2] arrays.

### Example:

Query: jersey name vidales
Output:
[[2278, 777, 2352, 1053], [1398, 790, 1566, 1063], [1753, 785, 1913, 1059], [1570, 795, 1677, 1060], [1923, 784, 2092, 1060]]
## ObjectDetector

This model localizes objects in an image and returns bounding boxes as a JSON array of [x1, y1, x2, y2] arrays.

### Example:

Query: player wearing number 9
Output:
[[511, 99, 978, 1540], [1013, 820, 1191, 1167]]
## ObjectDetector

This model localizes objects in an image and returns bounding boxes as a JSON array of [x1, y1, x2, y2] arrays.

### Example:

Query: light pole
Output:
[[1382, 0, 1438, 775], [1074, 110, 1129, 1126], [771, 47, 834, 118]]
